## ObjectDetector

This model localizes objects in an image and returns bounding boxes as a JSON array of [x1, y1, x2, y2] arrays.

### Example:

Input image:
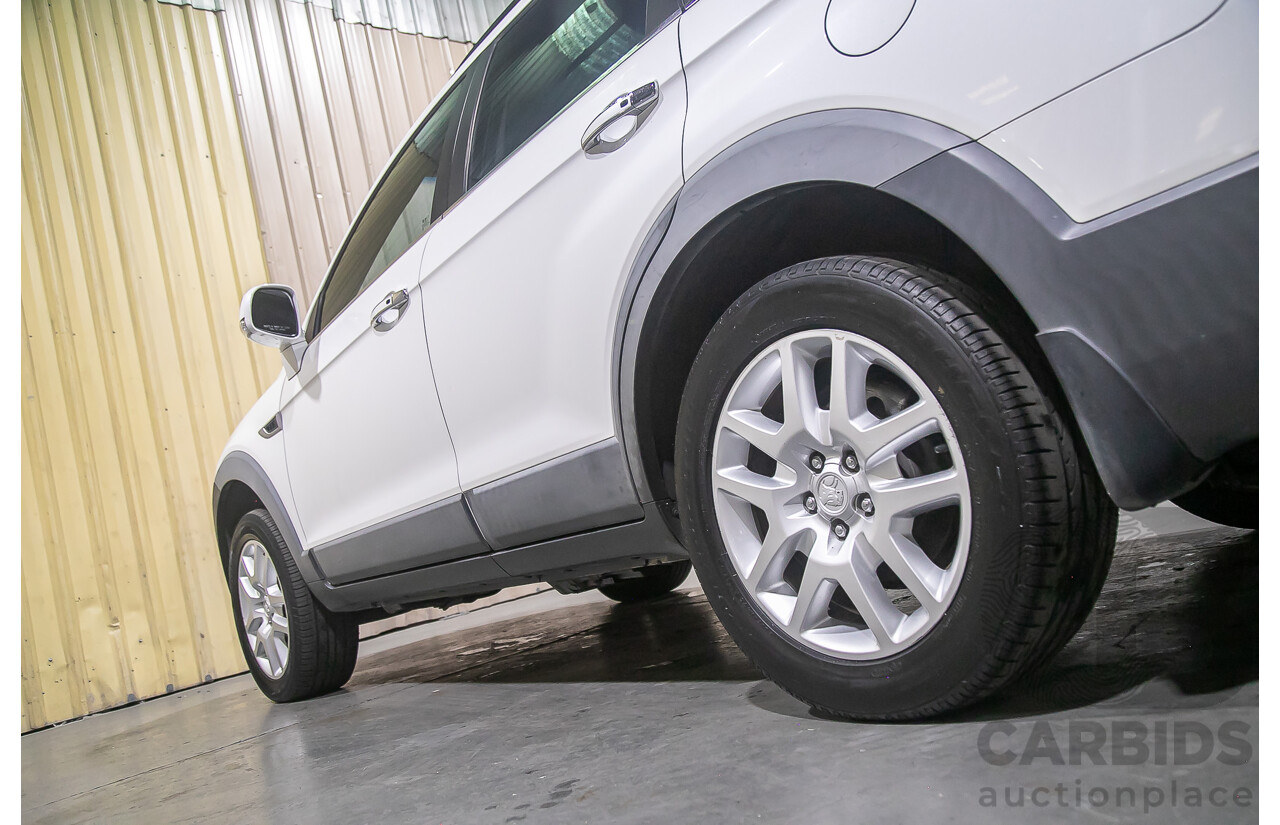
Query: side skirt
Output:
[[312, 502, 687, 615]]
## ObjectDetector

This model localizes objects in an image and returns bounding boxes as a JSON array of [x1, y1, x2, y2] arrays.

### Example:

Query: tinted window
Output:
[[468, 0, 656, 187], [314, 69, 472, 335]]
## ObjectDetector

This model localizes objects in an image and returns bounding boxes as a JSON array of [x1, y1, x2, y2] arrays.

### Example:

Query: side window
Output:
[[313, 68, 472, 336], [468, 0, 672, 187]]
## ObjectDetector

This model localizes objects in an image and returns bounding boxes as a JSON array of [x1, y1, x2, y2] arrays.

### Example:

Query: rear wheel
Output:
[[599, 560, 693, 603], [228, 509, 359, 702], [675, 255, 1116, 720]]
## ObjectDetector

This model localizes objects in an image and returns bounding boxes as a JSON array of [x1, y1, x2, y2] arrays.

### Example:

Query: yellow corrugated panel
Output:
[[22, 0, 486, 731], [221, 0, 471, 302], [20, 0, 278, 731]]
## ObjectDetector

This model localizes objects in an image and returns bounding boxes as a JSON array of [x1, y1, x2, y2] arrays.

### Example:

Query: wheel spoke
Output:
[[714, 466, 789, 511], [871, 468, 965, 519], [722, 409, 788, 460], [240, 555, 260, 600], [256, 612, 273, 642], [828, 339, 873, 437], [788, 561, 833, 633], [265, 587, 287, 610], [261, 628, 282, 675], [746, 526, 809, 590], [857, 401, 940, 467], [833, 556, 901, 648], [863, 527, 944, 611], [779, 340, 821, 444]]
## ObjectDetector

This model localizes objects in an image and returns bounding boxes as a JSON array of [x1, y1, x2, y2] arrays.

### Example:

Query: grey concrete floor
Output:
[[22, 505, 1257, 824]]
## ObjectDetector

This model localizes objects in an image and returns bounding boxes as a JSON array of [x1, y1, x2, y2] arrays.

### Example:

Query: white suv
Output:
[[215, 0, 1258, 719]]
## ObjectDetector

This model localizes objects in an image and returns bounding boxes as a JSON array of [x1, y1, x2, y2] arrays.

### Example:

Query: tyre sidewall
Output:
[[228, 509, 314, 702], [676, 269, 1064, 717]]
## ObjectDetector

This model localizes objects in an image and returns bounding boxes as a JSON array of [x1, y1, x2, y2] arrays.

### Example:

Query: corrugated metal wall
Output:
[[216, 0, 546, 644], [21, 0, 528, 732], [20, 0, 280, 731], [220, 0, 473, 303]]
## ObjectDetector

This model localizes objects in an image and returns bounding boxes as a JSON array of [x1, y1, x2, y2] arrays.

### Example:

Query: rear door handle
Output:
[[581, 81, 660, 156], [371, 289, 410, 332]]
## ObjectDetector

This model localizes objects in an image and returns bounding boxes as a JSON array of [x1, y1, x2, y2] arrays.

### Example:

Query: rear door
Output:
[[418, 0, 687, 547]]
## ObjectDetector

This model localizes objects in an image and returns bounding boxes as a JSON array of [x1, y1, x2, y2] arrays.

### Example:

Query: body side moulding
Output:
[[465, 437, 645, 551]]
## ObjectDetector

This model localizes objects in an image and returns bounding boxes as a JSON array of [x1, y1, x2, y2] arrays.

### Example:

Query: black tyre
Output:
[[228, 508, 359, 702], [599, 560, 693, 603], [675, 256, 1117, 720]]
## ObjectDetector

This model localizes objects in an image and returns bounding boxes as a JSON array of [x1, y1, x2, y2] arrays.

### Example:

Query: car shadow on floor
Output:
[[346, 526, 1257, 721]]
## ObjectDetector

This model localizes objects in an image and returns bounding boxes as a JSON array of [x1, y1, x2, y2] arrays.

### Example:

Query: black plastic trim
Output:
[[490, 502, 686, 578], [310, 494, 490, 586], [213, 451, 324, 588], [616, 108, 970, 502], [616, 107, 1256, 510], [465, 437, 644, 551], [882, 148, 1258, 506], [314, 502, 685, 614]]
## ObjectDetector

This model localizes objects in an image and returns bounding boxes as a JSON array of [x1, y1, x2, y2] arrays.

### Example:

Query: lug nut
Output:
[[832, 520, 849, 539], [808, 452, 825, 472], [803, 494, 818, 514], [842, 450, 859, 473], [855, 493, 875, 516]]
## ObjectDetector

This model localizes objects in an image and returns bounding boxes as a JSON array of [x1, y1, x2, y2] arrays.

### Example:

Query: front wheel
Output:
[[228, 509, 359, 702], [675, 256, 1116, 721]]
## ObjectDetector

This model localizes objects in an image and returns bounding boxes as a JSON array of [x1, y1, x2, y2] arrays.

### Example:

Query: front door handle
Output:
[[371, 289, 410, 332], [581, 81, 660, 156]]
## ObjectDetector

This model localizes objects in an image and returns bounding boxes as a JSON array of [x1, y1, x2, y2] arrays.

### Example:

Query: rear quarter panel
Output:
[[679, 0, 1226, 177]]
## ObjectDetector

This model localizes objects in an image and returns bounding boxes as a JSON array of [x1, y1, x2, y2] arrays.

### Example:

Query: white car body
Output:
[[217, 0, 1256, 619]]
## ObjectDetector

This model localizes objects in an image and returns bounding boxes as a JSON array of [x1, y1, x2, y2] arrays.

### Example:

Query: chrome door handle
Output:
[[371, 289, 410, 331], [581, 81, 660, 156]]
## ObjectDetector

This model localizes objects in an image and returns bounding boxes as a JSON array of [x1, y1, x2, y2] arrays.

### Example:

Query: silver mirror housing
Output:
[[239, 284, 307, 373]]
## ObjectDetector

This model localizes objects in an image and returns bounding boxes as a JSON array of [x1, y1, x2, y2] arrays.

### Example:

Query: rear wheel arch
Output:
[[621, 176, 1054, 512]]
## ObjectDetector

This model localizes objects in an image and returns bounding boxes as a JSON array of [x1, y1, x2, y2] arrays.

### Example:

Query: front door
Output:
[[281, 69, 484, 583]]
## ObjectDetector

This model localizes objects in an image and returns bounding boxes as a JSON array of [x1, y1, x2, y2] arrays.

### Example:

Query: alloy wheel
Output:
[[237, 539, 290, 679], [710, 328, 972, 660]]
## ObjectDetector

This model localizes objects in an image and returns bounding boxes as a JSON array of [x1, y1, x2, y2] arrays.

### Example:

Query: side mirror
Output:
[[240, 284, 306, 373]]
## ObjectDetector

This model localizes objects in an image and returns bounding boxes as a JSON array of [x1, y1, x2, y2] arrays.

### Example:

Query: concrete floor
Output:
[[22, 505, 1257, 824]]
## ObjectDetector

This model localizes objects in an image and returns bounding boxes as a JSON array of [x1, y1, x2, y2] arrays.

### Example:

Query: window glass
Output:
[[468, 0, 650, 186], [313, 69, 471, 335]]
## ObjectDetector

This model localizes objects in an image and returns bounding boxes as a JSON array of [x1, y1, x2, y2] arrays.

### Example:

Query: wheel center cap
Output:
[[815, 472, 850, 517]]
